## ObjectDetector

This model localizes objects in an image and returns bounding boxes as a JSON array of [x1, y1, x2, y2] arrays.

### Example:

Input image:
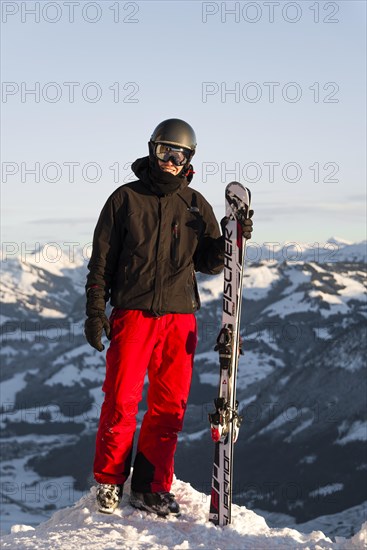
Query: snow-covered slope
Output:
[[2, 478, 366, 550]]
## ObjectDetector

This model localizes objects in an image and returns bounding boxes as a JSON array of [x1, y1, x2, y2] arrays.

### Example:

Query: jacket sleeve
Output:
[[86, 192, 124, 300], [193, 201, 224, 275]]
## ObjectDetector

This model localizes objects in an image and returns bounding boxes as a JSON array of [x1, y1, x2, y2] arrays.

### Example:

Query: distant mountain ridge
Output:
[[245, 238, 366, 264]]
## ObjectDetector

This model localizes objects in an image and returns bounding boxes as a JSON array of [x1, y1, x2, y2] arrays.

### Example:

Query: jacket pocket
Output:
[[185, 266, 200, 311], [192, 269, 201, 310]]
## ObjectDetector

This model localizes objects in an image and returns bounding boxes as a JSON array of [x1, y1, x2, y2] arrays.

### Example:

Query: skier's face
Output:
[[157, 159, 184, 176]]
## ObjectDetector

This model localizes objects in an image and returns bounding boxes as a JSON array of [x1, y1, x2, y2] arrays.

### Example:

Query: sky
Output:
[[1, 0, 366, 259]]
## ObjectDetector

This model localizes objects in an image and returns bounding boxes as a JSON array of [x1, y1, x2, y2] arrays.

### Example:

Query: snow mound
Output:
[[2, 478, 366, 549]]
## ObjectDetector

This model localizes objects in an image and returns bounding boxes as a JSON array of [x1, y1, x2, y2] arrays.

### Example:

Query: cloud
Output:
[[346, 194, 367, 201], [255, 202, 365, 216]]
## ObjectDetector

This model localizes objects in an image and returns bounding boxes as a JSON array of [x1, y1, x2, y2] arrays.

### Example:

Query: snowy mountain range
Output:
[[1, 238, 366, 543]]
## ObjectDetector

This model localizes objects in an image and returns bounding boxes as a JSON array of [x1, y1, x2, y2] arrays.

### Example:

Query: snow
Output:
[[297, 501, 367, 540], [0, 373, 28, 406], [198, 350, 280, 391], [282, 266, 312, 296], [193, 350, 218, 365], [258, 407, 311, 436], [278, 375, 291, 386], [2, 477, 366, 549], [244, 262, 281, 300], [179, 428, 208, 442], [337, 353, 365, 373], [237, 394, 257, 411], [309, 291, 344, 305], [327, 237, 353, 246], [45, 364, 104, 387], [0, 253, 87, 319], [314, 327, 334, 340], [22, 247, 86, 279], [300, 455, 317, 465], [1, 261, 43, 304], [332, 273, 366, 299], [265, 291, 311, 318], [308, 275, 366, 317], [53, 343, 101, 365], [0, 314, 13, 324], [89, 386, 105, 412], [38, 307, 65, 319], [198, 274, 223, 304], [45, 365, 82, 387], [285, 418, 315, 441], [263, 264, 313, 317], [336, 421, 367, 445], [83, 354, 105, 368], [309, 484, 344, 498], [199, 372, 218, 386], [262, 261, 366, 319], [198, 262, 281, 303], [309, 262, 327, 274], [330, 240, 367, 263], [0, 454, 85, 535], [0, 399, 100, 428], [309, 275, 365, 309], [0, 345, 20, 356], [269, 239, 367, 263]]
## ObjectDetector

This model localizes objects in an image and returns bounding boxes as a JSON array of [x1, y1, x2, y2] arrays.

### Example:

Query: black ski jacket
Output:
[[86, 157, 224, 315]]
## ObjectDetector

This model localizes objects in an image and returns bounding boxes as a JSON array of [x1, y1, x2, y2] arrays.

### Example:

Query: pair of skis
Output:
[[208, 182, 251, 526]]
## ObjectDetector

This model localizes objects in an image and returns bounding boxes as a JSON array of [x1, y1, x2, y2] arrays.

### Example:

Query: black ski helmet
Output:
[[149, 118, 197, 168]]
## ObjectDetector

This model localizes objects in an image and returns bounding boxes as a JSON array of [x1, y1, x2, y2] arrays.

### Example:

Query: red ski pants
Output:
[[94, 309, 197, 493]]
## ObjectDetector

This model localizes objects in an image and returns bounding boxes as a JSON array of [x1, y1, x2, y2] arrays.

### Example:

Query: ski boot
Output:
[[96, 484, 123, 514], [130, 490, 180, 517]]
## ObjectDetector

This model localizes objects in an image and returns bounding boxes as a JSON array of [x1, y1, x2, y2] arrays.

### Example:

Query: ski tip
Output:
[[226, 182, 251, 197], [225, 182, 251, 211]]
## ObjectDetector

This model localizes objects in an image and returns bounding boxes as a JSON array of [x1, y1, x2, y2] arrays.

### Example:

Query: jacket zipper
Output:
[[151, 199, 163, 315], [171, 221, 179, 267]]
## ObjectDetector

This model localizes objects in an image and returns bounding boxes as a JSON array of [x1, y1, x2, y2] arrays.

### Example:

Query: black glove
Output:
[[85, 315, 111, 352], [84, 287, 111, 352], [221, 209, 254, 240]]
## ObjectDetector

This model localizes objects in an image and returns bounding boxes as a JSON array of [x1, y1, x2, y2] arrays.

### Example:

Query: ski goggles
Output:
[[154, 143, 191, 166]]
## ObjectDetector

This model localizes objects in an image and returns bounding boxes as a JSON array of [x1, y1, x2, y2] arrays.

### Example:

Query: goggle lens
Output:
[[154, 143, 190, 166]]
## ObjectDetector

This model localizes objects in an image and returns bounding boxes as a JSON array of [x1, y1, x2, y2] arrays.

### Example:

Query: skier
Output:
[[84, 118, 253, 517]]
